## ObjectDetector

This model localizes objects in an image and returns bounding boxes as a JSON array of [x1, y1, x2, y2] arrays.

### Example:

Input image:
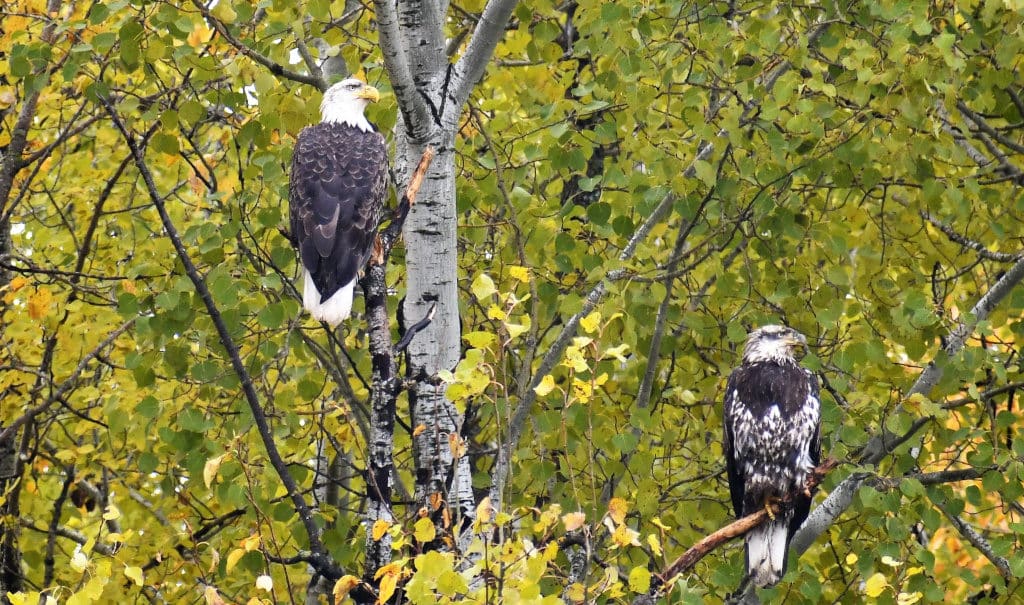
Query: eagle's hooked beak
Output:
[[787, 332, 808, 357], [356, 86, 381, 103]]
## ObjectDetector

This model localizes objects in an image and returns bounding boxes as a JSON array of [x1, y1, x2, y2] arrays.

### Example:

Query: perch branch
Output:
[[648, 459, 838, 597]]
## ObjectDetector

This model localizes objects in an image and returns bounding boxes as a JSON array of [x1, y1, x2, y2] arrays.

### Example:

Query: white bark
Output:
[[376, 0, 520, 534]]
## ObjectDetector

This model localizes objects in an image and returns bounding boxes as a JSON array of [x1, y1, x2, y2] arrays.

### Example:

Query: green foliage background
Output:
[[2, 0, 1023, 603]]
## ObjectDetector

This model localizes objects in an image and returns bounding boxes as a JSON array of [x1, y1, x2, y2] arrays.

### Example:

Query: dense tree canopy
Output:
[[2, 0, 1024, 603]]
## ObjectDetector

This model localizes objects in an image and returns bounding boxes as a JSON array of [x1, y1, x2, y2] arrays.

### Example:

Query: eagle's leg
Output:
[[763, 494, 781, 520]]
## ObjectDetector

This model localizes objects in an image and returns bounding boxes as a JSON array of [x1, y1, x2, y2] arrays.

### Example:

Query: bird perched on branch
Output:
[[723, 325, 821, 587], [289, 78, 388, 326]]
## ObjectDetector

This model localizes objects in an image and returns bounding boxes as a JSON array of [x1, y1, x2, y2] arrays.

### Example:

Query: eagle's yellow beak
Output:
[[786, 333, 808, 355], [356, 86, 381, 103]]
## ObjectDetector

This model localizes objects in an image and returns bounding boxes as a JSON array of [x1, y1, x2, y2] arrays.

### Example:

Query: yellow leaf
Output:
[[562, 511, 586, 531], [611, 524, 641, 548], [377, 573, 398, 605], [27, 287, 51, 319], [580, 310, 601, 334], [471, 273, 497, 300], [906, 566, 925, 577], [210, 1, 236, 23], [881, 555, 902, 567], [864, 572, 888, 597], [413, 517, 436, 543], [651, 517, 672, 531], [6, 593, 27, 605], [504, 320, 529, 340], [124, 565, 143, 586], [242, 533, 261, 551], [476, 496, 493, 523], [534, 374, 556, 396], [564, 582, 585, 603], [608, 497, 629, 524], [371, 519, 391, 541], [204, 453, 227, 488], [486, 304, 505, 320], [508, 265, 530, 282], [188, 24, 213, 47], [204, 586, 228, 605], [628, 566, 651, 593], [602, 343, 630, 362], [374, 562, 403, 605], [897, 591, 923, 605], [226, 548, 245, 573], [646, 533, 662, 557], [8, 276, 28, 291], [532, 504, 561, 533], [333, 575, 360, 603], [412, 424, 426, 437], [845, 553, 858, 566], [463, 331, 497, 348], [102, 503, 120, 521]]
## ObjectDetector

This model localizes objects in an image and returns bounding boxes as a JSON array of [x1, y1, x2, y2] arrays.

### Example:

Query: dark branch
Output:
[[642, 459, 838, 599], [96, 94, 342, 580]]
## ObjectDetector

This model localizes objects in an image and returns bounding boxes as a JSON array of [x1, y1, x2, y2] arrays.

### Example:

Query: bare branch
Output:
[[97, 94, 341, 580], [20, 519, 116, 557], [920, 209, 1022, 262], [361, 146, 436, 580], [447, 0, 520, 120], [189, 0, 326, 90], [932, 496, 1012, 580], [637, 460, 838, 602], [793, 255, 1024, 558], [373, 0, 435, 140]]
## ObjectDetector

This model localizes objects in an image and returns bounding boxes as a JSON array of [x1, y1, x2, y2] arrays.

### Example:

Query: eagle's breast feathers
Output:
[[722, 325, 821, 588], [288, 122, 387, 324]]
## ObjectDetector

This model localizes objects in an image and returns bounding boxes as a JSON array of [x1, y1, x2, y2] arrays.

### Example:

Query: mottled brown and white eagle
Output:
[[723, 325, 820, 587], [289, 78, 388, 326]]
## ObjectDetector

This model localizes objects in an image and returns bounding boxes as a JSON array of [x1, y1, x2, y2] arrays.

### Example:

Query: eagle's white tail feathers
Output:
[[746, 517, 789, 588], [303, 270, 354, 327]]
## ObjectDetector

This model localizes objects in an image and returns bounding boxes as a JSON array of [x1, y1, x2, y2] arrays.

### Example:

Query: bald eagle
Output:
[[723, 325, 820, 587], [289, 78, 388, 326]]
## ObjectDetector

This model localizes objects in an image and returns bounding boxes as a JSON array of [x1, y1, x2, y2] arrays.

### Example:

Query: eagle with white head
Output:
[[723, 325, 821, 587], [289, 78, 388, 326]]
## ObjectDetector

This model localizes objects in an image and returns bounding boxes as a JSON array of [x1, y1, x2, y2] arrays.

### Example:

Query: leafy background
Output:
[[1, 0, 1023, 603]]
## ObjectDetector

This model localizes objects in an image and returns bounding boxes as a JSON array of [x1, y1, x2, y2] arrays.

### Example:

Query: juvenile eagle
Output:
[[289, 78, 388, 326], [723, 325, 820, 587]]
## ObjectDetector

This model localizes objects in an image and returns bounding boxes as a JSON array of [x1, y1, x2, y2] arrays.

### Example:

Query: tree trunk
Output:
[[395, 128, 476, 531]]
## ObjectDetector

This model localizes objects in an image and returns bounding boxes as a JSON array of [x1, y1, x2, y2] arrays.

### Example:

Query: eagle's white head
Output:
[[742, 324, 807, 364], [320, 78, 380, 132]]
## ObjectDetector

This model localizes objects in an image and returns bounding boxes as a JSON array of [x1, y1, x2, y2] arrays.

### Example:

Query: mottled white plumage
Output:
[[723, 325, 821, 587]]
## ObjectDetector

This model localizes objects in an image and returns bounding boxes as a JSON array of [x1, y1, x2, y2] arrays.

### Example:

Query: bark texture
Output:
[[376, 0, 520, 540]]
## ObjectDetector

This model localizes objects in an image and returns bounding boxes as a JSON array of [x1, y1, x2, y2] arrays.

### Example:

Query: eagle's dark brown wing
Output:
[[289, 122, 388, 302]]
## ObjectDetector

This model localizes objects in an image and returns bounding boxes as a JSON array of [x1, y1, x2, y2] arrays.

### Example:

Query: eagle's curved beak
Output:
[[787, 332, 808, 356], [356, 86, 381, 103]]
